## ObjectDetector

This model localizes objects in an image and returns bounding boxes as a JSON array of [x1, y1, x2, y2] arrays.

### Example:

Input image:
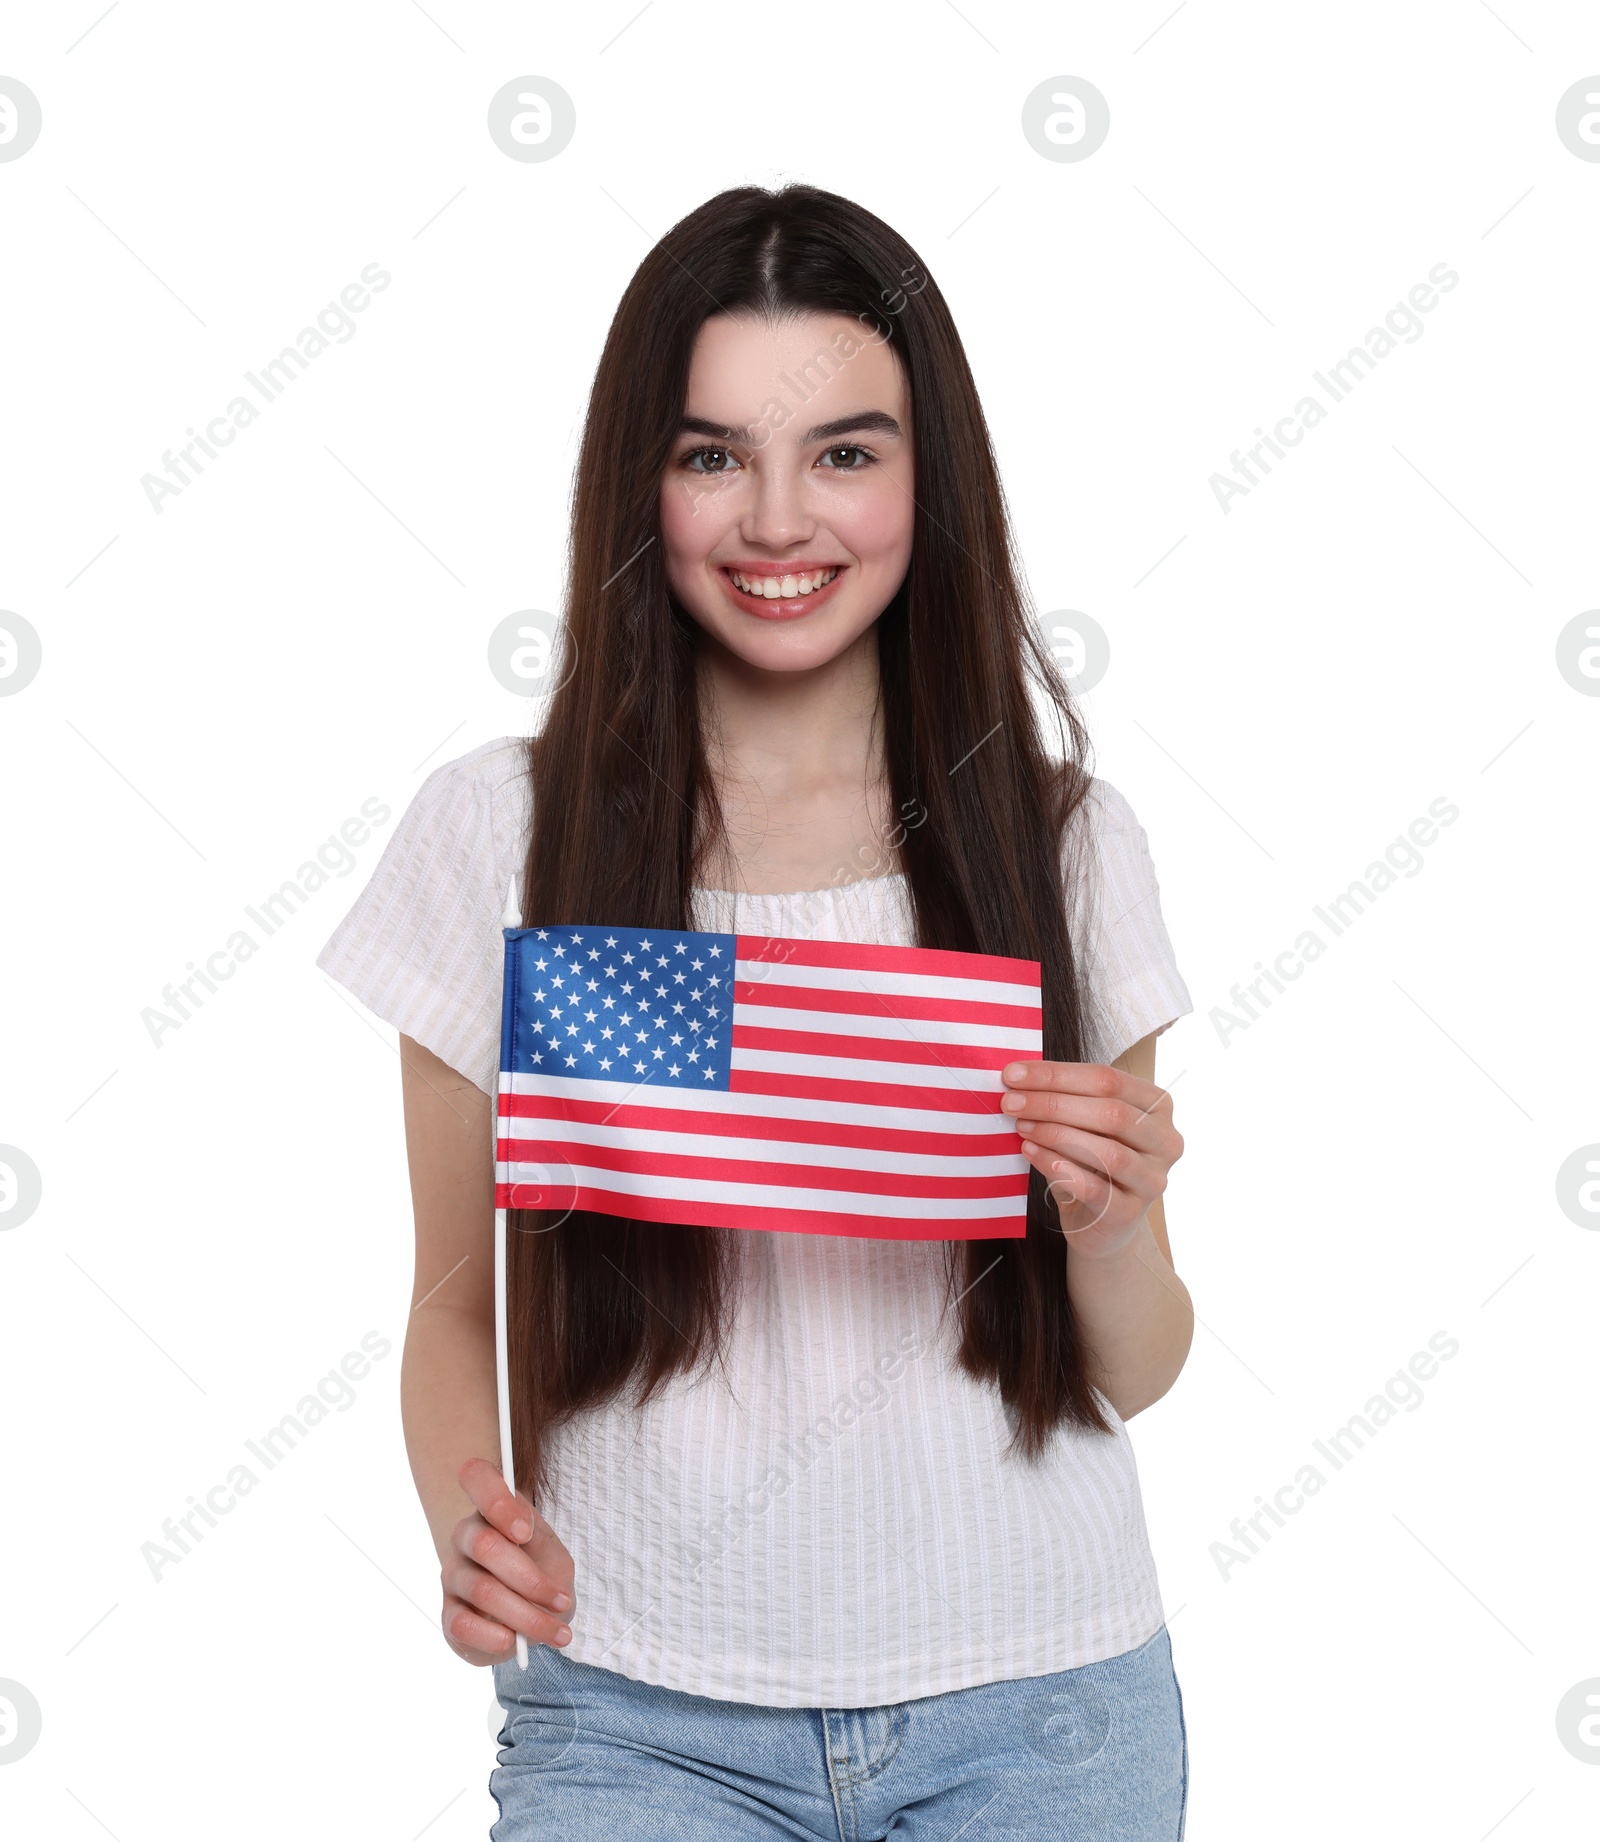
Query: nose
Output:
[[739, 453, 816, 553]]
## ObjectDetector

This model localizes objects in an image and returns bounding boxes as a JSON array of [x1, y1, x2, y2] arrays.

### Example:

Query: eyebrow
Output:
[[677, 410, 904, 444]]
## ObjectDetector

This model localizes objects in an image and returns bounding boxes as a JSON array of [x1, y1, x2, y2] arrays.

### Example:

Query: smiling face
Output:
[[659, 311, 916, 672]]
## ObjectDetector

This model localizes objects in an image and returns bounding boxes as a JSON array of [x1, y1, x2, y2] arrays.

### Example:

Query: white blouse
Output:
[[315, 735, 1193, 1708]]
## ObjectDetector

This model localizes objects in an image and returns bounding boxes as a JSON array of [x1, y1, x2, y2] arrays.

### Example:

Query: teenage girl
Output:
[[319, 183, 1195, 1840]]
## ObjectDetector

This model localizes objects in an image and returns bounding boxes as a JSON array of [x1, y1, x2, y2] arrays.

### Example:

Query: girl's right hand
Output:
[[441, 1456, 577, 1666]]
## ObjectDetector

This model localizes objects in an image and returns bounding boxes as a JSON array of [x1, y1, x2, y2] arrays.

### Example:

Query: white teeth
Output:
[[731, 566, 839, 597]]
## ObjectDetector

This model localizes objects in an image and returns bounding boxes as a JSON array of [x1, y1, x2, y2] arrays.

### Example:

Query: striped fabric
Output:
[[495, 925, 1043, 1239], [315, 736, 1195, 1708]]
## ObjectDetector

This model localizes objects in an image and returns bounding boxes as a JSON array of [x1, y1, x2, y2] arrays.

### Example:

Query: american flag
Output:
[[494, 923, 1043, 1241]]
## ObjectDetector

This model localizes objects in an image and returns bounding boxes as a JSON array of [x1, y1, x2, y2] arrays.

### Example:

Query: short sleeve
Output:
[[314, 741, 526, 1096], [1064, 778, 1193, 1067]]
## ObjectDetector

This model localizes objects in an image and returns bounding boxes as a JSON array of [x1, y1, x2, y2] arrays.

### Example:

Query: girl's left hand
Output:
[[999, 1059, 1183, 1259]]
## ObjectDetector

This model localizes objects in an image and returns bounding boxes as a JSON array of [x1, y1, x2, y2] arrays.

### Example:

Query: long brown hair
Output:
[[510, 182, 1112, 1505]]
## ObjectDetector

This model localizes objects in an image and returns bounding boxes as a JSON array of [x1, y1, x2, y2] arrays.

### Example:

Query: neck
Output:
[[695, 623, 885, 795], [691, 622, 901, 893]]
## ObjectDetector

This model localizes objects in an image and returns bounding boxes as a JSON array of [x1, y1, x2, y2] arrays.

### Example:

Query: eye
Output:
[[817, 444, 875, 470], [679, 446, 742, 474]]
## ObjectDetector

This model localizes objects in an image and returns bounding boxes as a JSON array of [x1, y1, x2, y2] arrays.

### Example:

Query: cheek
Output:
[[832, 479, 914, 568], [658, 474, 730, 574]]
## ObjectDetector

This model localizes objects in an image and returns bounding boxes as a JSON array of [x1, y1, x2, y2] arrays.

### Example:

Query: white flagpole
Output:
[[494, 1201, 526, 1668], [498, 875, 529, 1668]]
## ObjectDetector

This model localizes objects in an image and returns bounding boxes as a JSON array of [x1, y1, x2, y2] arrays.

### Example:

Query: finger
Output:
[[454, 1517, 574, 1613], [520, 1514, 575, 1581], [1002, 1059, 1166, 1113], [458, 1456, 538, 1544], [443, 1595, 517, 1662], [1002, 1087, 1172, 1155], [1020, 1143, 1116, 1228], [445, 1559, 573, 1647], [1012, 1120, 1164, 1198]]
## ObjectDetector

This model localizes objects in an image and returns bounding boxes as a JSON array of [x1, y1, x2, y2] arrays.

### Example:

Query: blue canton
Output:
[[503, 925, 738, 1087]]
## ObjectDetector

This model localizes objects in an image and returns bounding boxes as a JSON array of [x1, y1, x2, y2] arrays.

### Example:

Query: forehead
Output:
[[683, 311, 907, 421]]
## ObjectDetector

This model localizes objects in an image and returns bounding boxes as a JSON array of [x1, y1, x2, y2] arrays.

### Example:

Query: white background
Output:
[[1, 2, 1596, 1836]]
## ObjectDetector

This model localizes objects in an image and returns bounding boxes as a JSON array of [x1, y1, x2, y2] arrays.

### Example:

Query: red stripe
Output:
[[737, 933, 1040, 987], [732, 1022, 1016, 1072], [497, 1136, 1028, 1201], [727, 1068, 1004, 1112], [733, 979, 1040, 1031], [497, 1090, 1018, 1158], [494, 1181, 1029, 1242]]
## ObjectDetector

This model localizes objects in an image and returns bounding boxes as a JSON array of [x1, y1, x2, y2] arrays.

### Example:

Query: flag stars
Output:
[[517, 926, 734, 1091]]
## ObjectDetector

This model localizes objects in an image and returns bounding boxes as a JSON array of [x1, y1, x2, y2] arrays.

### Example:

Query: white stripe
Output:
[[732, 1002, 1042, 1052], [734, 1048, 1013, 1090], [496, 1117, 1026, 1179], [734, 957, 1039, 1009], [498, 1071, 1007, 1133], [495, 1160, 1024, 1219]]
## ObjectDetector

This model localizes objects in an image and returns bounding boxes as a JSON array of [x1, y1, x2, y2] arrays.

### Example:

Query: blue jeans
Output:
[[490, 1624, 1187, 1839]]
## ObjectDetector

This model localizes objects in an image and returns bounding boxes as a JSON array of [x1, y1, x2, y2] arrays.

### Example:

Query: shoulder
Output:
[[402, 735, 531, 876], [1061, 773, 1163, 908], [1071, 775, 1148, 850], [411, 734, 529, 815], [1059, 771, 1192, 1065]]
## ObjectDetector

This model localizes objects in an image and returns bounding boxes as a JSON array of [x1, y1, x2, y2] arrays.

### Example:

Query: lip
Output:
[[717, 563, 848, 621]]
